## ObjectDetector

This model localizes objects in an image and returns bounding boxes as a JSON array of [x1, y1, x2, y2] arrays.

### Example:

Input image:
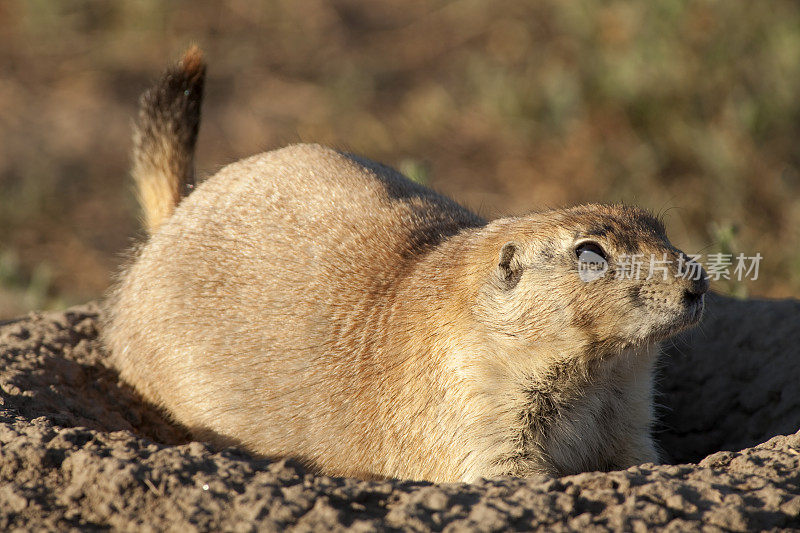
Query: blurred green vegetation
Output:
[[1, 0, 799, 317], [0, 250, 61, 314]]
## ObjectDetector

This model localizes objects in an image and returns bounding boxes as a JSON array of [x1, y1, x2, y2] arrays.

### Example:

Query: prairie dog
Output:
[[104, 49, 708, 483]]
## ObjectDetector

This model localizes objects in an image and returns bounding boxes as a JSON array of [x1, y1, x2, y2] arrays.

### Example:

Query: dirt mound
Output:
[[1, 295, 799, 531]]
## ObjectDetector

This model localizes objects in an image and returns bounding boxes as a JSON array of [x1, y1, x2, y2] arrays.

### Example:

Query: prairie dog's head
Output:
[[474, 204, 707, 358]]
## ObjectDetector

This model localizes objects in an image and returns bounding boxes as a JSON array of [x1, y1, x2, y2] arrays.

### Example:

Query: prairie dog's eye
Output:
[[575, 241, 607, 261]]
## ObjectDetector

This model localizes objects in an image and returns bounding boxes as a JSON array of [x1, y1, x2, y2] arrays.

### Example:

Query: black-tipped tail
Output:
[[131, 45, 206, 234]]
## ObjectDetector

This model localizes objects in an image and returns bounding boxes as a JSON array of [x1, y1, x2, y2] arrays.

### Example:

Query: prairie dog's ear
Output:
[[498, 241, 522, 288]]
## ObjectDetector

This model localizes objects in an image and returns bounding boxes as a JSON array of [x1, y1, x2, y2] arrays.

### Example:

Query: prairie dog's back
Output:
[[107, 49, 485, 475], [106, 142, 483, 470]]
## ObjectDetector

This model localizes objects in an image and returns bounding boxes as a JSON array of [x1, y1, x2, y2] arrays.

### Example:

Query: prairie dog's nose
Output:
[[682, 271, 709, 306], [677, 253, 708, 304]]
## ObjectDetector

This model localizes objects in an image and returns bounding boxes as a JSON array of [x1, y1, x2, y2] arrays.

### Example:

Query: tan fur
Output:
[[104, 50, 708, 483], [131, 46, 205, 234]]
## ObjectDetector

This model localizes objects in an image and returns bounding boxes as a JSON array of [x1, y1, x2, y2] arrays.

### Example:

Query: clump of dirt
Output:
[[0, 295, 799, 530]]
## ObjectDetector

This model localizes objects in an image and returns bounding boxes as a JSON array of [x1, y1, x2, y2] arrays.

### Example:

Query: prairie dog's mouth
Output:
[[629, 295, 705, 346], [659, 295, 705, 339]]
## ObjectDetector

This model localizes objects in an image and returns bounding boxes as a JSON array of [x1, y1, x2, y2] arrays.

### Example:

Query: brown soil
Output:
[[0, 295, 799, 531]]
